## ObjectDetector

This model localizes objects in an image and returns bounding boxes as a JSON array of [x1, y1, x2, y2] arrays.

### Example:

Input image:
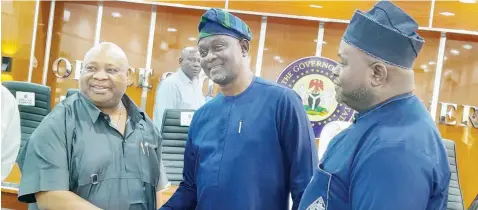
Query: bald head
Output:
[[179, 46, 201, 80], [180, 47, 198, 59], [334, 40, 414, 112], [79, 42, 130, 109], [83, 42, 130, 70]]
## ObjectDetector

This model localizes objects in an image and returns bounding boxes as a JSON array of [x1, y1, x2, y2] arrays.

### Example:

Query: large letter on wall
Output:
[[460, 105, 478, 128], [73, 60, 83, 80], [439, 102, 458, 125], [52, 58, 72, 79]]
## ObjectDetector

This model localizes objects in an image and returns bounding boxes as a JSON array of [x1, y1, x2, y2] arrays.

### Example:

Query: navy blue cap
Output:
[[198, 8, 252, 41], [342, 1, 424, 69]]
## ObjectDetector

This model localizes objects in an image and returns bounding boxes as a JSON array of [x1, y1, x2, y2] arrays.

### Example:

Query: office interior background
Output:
[[1, 0, 477, 208]]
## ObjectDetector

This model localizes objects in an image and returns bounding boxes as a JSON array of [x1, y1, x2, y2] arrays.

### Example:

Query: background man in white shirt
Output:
[[1, 84, 21, 181], [153, 47, 205, 132]]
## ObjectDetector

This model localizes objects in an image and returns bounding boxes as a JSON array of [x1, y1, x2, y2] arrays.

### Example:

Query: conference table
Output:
[[1, 164, 26, 209]]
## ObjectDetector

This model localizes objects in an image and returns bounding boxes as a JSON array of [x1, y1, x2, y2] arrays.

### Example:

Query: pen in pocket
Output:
[[144, 142, 150, 156], [140, 142, 145, 155], [238, 120, 243, 134]]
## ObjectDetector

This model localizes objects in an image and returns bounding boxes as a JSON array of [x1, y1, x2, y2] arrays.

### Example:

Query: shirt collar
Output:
[[354, 92, 414, 123], [79, 93, 145, 124], [178, 69, 198, 84]]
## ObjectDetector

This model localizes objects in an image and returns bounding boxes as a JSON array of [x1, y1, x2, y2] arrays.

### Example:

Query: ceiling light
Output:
[[314, 39, 317, 43], [274, 56, 281, 60], [279, 59, 284, 63], [111, 12, 121, 18], [309, 4, 323, 9], [459, 0, 477, 3], [167, 28, 177, 32], [440, 12, 455, 17], [188, 37, 197, 41], [263, 48, 269, 51], [420, 64, 428, 70], [450, 49, 460, 55], [463, 44, 473, 50], [444, 56, 448, 60], [429, 61, 436, 65]]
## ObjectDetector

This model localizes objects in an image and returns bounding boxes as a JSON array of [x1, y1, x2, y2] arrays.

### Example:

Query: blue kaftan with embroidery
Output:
[[299, 93, 451, 210], [161, 77, 318, 210]]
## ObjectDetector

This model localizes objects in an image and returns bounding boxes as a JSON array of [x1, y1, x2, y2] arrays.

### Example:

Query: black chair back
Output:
[[160, 109, 195, 185], [443, 139, 465, 210], [2, 81, 51, 164]]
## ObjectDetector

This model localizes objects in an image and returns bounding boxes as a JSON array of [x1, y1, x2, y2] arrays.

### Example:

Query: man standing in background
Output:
[[153, 47, 205, 132], [1, 84, 21, 181]]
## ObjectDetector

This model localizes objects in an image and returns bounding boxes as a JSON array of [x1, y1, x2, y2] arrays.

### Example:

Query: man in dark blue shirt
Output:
[[299, 1, 451, 210], [161, 8, 318, 210]]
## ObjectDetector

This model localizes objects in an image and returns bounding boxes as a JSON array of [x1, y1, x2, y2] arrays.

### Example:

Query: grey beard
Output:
[[212, 75, 229, 86]]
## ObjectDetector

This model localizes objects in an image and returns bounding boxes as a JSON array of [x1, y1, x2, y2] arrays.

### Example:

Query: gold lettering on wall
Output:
[[460, 105, 478, 128], [439, 102, 458, 125], [52, 58, 73, 78]]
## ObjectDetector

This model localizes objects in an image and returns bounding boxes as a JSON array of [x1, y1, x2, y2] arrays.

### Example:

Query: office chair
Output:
[[443, 139, 465, 210], [160, 109, 195, 185], [2, 81, 51, 166]]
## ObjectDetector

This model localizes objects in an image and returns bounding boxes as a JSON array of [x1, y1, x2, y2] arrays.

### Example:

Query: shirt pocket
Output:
[[123, 133, 160, 208], [124, 140, 142, 173], [299, 165, 332, 210], [124, 128, 161, 185], [139, 134, 161, 186]]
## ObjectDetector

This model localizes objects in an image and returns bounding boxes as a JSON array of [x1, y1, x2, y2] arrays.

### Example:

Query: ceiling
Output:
[[154, 0, 478, 32]]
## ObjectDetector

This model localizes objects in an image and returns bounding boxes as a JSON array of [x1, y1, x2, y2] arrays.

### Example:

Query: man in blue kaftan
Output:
[[299, 1, 451, 210], [160, 8, 318, 210]]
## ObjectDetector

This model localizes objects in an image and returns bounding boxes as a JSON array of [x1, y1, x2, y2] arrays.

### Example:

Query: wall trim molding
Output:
[[27, 0, 40, 83], [41, 0, 56, 85], [255, 16, 267, 77], [119, 0, 478, 36], [315, 22, 325, 57], [94, 1, 104, 46], [428, 0, 436, 28], [430, 32, 447, 122], [141, 5, 157, 110]]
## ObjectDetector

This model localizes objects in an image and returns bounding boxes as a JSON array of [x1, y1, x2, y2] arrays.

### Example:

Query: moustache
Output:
[[207, 61, 223, 69]]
